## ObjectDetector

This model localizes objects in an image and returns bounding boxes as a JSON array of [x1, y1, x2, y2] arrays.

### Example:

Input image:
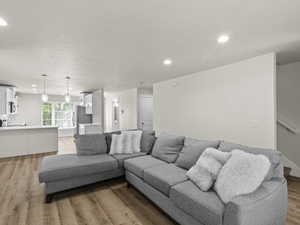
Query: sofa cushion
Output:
[[141, 131, 156, 153], [170, 181, 224, 225], [74, 134, 107, 155], [144, 164, 188, 196], [218, 141, 283, 180], [112, 152, 147, 167], [39, 154, 118, 182], [151, 134, 185, 163], [124, 155, 167, 178], [175, 138, 220, 170]]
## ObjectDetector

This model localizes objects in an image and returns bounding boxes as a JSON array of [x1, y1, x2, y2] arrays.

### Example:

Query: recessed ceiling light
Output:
[[217, 34, 230, 44], [32, 84, 37, 88], [0, 17, 8, 27], [163, 58, 172, 65]]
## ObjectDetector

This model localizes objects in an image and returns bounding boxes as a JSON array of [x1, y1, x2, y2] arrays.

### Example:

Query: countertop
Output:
[[0, 125, 58, 131]]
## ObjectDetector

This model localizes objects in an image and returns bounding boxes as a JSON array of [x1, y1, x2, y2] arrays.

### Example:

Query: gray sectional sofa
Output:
[[39, 132, 288, 225]]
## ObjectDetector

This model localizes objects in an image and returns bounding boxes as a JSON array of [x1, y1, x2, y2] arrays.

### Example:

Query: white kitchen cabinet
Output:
[[6, 88, 14, 102], [0, 87, 8, 115], [0, 87, 17, 115]]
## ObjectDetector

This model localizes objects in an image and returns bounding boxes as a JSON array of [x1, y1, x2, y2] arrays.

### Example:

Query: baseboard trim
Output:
[[290, 167, 300, 178], [288, 176, 300, 182], [281, 154, 300, 178]]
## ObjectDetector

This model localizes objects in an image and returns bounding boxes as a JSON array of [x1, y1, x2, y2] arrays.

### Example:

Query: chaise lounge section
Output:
[[39, 131, 153, 202], [39, 153, 124, 202]]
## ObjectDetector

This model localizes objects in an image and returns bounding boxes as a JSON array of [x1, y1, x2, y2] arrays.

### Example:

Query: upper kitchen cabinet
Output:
[[0, 87, 6, 115], [0, 86, 18, 115]]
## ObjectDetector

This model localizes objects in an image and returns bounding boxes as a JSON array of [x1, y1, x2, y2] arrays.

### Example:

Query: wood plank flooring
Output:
[[0, 140, 299, 225], [0, 154, 177, 225], [287, 179, 300, 225]]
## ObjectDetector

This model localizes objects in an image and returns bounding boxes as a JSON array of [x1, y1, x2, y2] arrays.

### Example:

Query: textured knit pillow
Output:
[[186, 148, 231, 191], [122, 130, 143, 153], [218, 141, 282, 180], [215, 149, 271, 203], [109, 134, 124, 154]]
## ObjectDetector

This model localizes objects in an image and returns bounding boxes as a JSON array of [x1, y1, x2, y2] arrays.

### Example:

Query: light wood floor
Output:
[[0, 154, 177, 225], [0, 137, 299, 225]]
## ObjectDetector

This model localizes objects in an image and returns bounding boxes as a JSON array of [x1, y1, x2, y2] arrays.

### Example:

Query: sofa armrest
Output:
[[223, 178, 288, 225]]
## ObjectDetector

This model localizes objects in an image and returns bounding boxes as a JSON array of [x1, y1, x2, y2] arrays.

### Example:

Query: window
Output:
[[42, 103, 52, 126], [42, 103, 75, 128]]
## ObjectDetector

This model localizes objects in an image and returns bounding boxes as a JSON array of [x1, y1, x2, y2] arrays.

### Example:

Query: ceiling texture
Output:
[[1, 0, 300, 95]]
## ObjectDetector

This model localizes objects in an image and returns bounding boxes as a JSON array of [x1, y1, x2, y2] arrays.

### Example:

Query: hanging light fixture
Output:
[[41, 74, 48, 102], [65, 76, 71, 103]]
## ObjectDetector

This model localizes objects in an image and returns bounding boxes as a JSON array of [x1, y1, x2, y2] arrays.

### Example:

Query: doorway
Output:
[[138, 95, 153, 131]]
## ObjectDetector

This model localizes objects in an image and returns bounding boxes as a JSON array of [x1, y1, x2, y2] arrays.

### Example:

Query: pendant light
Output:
[[41, 74, 48, 102], [65, 76, 71, 103]]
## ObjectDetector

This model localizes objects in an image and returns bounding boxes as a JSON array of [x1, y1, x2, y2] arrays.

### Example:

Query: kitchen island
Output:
[[0, 126, 58, 158]]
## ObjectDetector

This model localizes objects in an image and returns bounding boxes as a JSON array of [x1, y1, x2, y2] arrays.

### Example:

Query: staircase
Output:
[[277, 116, 300, 178]]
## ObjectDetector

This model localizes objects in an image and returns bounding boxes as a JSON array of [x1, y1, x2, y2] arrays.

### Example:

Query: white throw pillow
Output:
[[214, 149, 271, 203], [186, 148, 231, 191], [109, 131, 142, 155], [122, 130, 142, 153], [122, 133, 134, 154], [109, 134, 124, 154]]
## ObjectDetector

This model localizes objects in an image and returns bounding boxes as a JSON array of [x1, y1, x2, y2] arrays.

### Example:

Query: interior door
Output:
[[139, 95, 153, 131]]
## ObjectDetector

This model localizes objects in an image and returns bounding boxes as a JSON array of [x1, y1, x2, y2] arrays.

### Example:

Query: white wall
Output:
[[104, 88, 138, 132], [11, 93, 42, 125], [277, 62, 300, 176], [137, 87, 153, 96], [154, 53, 276, 149]]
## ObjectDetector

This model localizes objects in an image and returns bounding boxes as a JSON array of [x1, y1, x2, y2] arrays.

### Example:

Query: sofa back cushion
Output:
[[151, 134, 185, 163], [141, 131, 156, 153], [75, 134, 107, 155], [218, 141, 283, 180], [175, 138, 220, 170]]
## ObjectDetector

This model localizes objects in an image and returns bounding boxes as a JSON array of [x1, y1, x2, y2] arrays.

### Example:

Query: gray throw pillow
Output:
[[141, 131, 156, 153], [151, 134, 185, 163], [175, 138, 220, 170], [75, 134, 107, 155], [218, 141, 283, 180]]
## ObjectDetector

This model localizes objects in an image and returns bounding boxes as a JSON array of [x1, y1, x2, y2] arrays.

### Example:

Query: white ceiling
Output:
[[1, 0, 300, 95]]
